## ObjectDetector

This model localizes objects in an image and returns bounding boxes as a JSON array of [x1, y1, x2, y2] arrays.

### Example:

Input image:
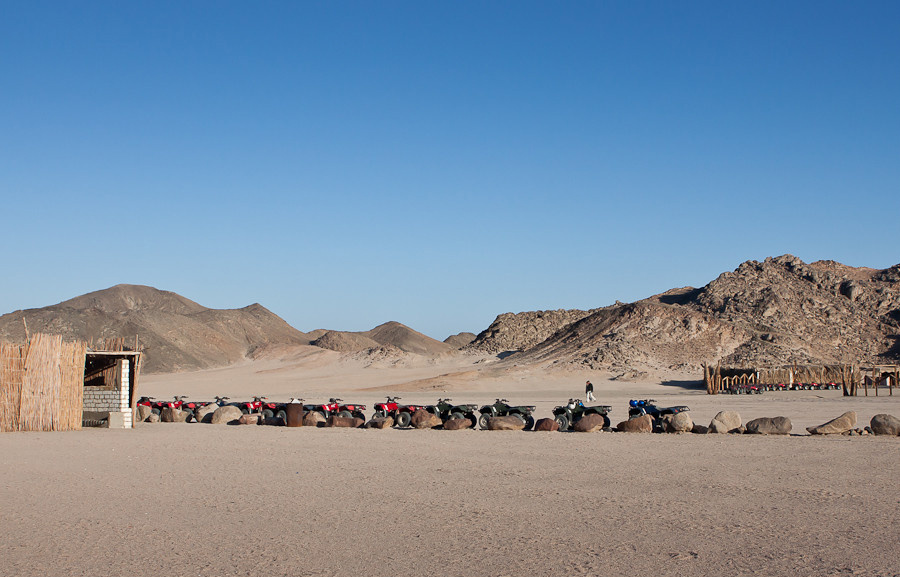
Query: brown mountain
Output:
[[0, 285, 309, 373], [311, 321, 453, 356], [467, 255, 900, 371]]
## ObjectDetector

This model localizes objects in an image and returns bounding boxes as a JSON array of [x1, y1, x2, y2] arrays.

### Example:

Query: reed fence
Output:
[[0, 334, 87, 432], [704, 362, 863, 396]]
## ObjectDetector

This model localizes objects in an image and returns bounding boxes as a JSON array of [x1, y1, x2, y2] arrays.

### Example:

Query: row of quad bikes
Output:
[[137, 395, 690, 432], [726, 382, 841, 394]]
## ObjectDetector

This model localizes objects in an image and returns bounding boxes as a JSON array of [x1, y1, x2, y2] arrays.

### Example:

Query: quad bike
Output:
[[427, 398, 478, 428], [372, 396, 427, 428], [179, 397, 214, 420], [234, 396, 268, 415], [478, 399, 536, 430], [552, 399, 612, 431], [628, 399, 690, 431], [137, 395, 191, 421], [304, 398, 367, 421]]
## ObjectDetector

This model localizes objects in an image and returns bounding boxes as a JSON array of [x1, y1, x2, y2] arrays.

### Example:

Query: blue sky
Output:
[[1, 1, 898, 339]]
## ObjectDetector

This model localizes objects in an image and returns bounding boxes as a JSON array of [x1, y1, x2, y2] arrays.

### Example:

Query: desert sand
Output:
[[2, 356, 900, 577]]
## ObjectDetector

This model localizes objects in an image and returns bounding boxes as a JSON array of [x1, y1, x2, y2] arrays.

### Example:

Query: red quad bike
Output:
[[234, 396, 268, 415], [372, 396, 428, 428], [304, 398, 366, 421], [179, 398, 213, 421], [304, 398, 342, 421], [137, 396, 191, 421]]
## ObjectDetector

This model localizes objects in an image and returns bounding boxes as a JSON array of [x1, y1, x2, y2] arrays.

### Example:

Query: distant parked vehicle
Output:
[[552, 399, 612, 431], [234, 396, 268, 415], [478, 399, 536, 430], [303, 398, 366, 421]]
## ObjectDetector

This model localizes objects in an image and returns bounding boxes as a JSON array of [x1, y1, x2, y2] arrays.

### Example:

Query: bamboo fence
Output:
[[0, 334, 87, 432]]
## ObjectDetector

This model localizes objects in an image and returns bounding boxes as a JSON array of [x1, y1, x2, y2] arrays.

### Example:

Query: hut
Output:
[[0, 334, 142, 432]]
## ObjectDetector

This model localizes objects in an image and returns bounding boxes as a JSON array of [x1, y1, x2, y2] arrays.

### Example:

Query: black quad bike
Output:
[[552, 399, 612, 431], [478, 399, 536, 430], [628, 399, 690, 431], [427, 398, 479, 428]]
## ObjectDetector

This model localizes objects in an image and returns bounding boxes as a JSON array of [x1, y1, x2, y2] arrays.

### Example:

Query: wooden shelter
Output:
[[0, 334, 142, 432]]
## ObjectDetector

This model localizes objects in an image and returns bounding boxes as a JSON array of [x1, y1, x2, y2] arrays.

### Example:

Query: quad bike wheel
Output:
[[554, 414, 569, 431], [337, 410, 352, 419], [478, 412, 492, 429], [263, 409, 275, 420], [396, 412, 412, 428], [523, 415, 535, 431], [373, 410, 386, 419], [449, 411, 465, 421], [467, 414, 478, 428], [241, 407, 250, 415], [276, 410, 286, 422]]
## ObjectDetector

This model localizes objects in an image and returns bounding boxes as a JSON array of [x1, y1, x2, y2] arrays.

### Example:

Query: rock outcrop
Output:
[[807, 411, 857, 435], [744, 416, 792, 435], [616, 415, 653, 433]]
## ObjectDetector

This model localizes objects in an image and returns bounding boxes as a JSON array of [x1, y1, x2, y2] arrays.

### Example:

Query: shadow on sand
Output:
[[660, 379, 705, 391]]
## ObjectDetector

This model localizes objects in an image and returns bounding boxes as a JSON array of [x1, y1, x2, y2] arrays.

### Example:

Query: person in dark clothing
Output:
[[585, 380, 595, 402]]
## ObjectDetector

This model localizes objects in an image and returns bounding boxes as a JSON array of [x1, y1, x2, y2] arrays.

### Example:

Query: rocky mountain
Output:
[[0, 285, 310, 373], [467, 255, 900, 371]]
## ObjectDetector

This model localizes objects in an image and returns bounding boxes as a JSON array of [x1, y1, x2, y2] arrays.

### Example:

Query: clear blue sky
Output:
[[2, 1, 898, 340]]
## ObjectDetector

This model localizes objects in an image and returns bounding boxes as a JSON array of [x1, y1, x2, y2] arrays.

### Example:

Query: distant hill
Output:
[[311, 321, 453, 356], [467, 255, 900, 371], [0, 285, 310, 373]]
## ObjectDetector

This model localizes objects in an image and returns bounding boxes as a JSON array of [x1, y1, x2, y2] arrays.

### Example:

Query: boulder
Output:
[[303, 411, 326, 427], [806, 411, 857, 435], [616, 415, 653, 433], [666, 412, 693, 433], [195, 403, 218, 424], [744, 416, 792, 435], [285, 404, 305, 427], [160, 406, 189, 423], [327, 416, 364, 428], [487, 416, 526, 431], [870, 414, 900, 436], [411, 409, 442, 429], [146, 413, 160, 423], [708, 410, 742, 433], [534, 418, 559, 432], [442, 418, 471, 430], [211, 405, 244, 425], [238, 414, 261, 425], [365, 417, 394, 429], [135, 405, 153, 422], [692, 423, 709, 434], [573, 413, 607, 433]]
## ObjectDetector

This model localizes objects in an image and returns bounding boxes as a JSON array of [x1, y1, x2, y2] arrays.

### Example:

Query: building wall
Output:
[[82, 359, 132, 428]]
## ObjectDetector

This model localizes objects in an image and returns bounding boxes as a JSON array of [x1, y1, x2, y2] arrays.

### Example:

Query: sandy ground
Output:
[[2, 357, 900, 577]]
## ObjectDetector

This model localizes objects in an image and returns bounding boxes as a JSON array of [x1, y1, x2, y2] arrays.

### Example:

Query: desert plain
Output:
[[2, 352, 900, 577]]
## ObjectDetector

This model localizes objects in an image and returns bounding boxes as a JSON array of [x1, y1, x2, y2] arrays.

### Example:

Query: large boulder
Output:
[[211, 405, 243, 425], [691, 424, 709, 434], [285, 404, 305, 427], [238, 414, 261, 426], [745, 416, 792, 435], [303, 411, 326, 427], [195, 403, 218, 424], [442, 418, 471, 430], [487, 416, 526, 431], [534, 418, 559, 432], [870, 414, 900, 436], [616, 415, 653, 433], [135, 405, 153, 423], [146, 412, 160, 423], [666, 412, 693, 433], [411, 409, 442, 429], [327, 416, 364, 428], [573, 413, 607, 433], [807, 411, 857, 435], [160, 406, 189, 423], [365, 417, 394, 429], [708, 411, 742, 434]]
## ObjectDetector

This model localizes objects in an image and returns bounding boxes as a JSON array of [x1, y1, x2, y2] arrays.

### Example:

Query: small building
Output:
[[0, 334, 142, 432]]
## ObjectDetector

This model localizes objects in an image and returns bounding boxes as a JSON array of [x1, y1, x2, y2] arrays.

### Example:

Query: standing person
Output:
[[585, 380, 595, 402]]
